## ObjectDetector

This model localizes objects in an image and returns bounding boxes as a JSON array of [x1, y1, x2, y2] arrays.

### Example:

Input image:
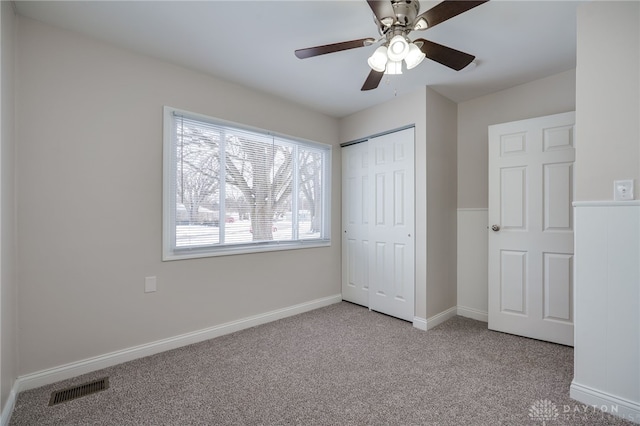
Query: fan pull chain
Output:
[[382, 75, 397, 97]]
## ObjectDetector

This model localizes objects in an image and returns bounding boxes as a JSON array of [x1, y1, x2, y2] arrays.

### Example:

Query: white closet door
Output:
[[342, 142, 370, 307], [342, 128, 415, 322], [368, 128, 415, 321]]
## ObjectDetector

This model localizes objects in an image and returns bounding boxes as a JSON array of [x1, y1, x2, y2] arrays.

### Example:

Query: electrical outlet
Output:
[[144, 276, 157, 293], [613, 180, 634, 201]]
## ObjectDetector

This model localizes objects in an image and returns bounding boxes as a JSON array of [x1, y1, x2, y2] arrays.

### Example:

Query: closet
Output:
[[341, 127, 415, 321]]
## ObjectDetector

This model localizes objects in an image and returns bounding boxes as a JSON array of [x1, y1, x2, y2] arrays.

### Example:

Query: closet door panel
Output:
[[342, 128, 415, 322]]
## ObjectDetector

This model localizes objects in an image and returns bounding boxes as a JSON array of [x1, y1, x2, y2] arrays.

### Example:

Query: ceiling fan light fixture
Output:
[[384, 60, 403, 75], [294, 0, 489, 92], [367, 45, 389, 72], [387, 35, 410, 61], [404, 43, 426, 70], [380, 16, 394, 27], [413, 17, 428, 31]]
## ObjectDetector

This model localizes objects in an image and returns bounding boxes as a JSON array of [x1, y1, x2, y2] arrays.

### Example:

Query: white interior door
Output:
[[488, 111, 575, 346], [342, 128, 415, 322]]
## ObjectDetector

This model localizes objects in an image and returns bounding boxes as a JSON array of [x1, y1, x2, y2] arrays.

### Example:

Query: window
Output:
[[163, 107, 331, 260]]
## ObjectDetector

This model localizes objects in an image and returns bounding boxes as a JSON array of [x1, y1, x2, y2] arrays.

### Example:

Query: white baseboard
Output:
[[456, 208, 489, 212], [0, 385, 17, 426], [570, 381, 640, 424], [415, 306, 473, 331], [457, 306, 488, 323], [412, 316, 427, 331], [15, 294, 342, 394], [426, 306, 458, 330]]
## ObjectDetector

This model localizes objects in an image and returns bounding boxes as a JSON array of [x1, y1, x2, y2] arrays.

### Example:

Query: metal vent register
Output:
[[49, 377, 109, 406]]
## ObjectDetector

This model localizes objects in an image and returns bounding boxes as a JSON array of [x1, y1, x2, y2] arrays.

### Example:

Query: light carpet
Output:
[[9, 302, 633, 425]]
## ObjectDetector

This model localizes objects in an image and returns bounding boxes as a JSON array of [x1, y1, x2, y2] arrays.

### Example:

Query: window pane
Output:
[[224, 132, 291, 244], [175, 117, 221, 247], [298, 148, 323, 240], [164, 107, 331, 259]]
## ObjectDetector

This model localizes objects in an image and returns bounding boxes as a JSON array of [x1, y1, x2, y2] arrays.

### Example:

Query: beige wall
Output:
[[457, 69, 576, 209], [575, 1, 639, 201], [571, 2, 640, 416], [1, 0, 17, 414], [15, 17, 341, 375], [339, 88, 428, 320], [425, 88, 457, 317]]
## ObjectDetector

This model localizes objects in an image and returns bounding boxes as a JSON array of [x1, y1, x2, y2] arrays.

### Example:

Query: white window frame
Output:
[[162, 106, 331, 261]]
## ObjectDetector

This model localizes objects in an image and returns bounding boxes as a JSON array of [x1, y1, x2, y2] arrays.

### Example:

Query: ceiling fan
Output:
[[295, 0, 488, 91]]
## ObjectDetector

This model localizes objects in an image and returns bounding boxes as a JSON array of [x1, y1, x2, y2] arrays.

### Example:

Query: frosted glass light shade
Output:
[[413, 17, 428, 31], [368, 46, 388, 72], [384, 60, 403, 75], [404, 43, 426, 70], [387, 35, 410, 61]]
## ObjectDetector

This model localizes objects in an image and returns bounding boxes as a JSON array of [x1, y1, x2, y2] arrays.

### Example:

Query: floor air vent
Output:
[[49, 377, 109, 406]]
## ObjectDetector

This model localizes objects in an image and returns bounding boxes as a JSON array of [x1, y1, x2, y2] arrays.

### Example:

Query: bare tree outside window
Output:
[[176, 123, 220, 226], [299, 149, 323, 235], [225, 135, 293, 241]]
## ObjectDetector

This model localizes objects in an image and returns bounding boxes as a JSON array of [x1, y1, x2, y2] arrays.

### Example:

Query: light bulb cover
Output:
[[404, 43, 426, 70], [413, 17, 428, 31], [367, 45, 388, 72], [384, 60, 403, 75], [387, 35, 410, 61], [380, 17, 394, 28]]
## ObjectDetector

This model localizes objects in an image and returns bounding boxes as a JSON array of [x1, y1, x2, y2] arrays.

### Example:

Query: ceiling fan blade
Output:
[[361, 69, 384, 91], [415, 39, 475, 71], [416, 0, 488, 29], [367, 0, 396, 26], [295, 38, 375, 59]]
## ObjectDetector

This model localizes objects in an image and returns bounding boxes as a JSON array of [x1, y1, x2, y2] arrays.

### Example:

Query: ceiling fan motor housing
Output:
[[391, 0, 420, 27], [376, 1, 422, 45]]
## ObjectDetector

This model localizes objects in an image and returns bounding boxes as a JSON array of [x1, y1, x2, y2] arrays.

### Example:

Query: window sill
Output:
[[163, 239, 331, 261]]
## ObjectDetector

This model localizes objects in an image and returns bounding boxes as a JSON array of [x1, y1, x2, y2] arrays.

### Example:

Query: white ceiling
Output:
[[14, 0, 582, 118]]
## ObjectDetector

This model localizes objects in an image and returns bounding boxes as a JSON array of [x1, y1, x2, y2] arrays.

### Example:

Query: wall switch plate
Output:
[[144, 276, 157, 293], [614, 180, 634, 201]]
